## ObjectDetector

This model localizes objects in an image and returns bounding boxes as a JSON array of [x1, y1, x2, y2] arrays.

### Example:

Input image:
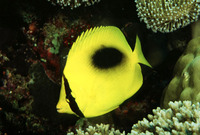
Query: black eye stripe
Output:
[[63, 75, 84, 117]]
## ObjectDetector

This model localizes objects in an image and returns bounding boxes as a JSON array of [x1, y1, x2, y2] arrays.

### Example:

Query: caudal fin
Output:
[[132, 35, 151, 67]]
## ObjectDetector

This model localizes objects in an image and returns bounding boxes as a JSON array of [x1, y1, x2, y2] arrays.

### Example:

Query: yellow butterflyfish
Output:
[[56, 26, 151, 118]]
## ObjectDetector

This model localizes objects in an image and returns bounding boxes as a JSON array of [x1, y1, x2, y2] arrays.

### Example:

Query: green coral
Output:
[[161, 37, 200, 108], [49, 33, 60, 54], [43, 15, 68, 54]]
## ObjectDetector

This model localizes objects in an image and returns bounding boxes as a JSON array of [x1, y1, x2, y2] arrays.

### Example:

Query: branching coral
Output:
[[66, 101, 200, 135], [135, 0, 200, 33], [67, 123, 125, 135], [130, 101, 200, 134], [47, 0, 101, 9]]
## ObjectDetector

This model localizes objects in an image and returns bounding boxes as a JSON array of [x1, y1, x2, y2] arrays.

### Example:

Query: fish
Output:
[[56, 26, 151, 118]]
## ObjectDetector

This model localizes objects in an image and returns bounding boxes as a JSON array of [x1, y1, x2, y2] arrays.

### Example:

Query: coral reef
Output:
[[67, 123, 125, 135], [0, 34, 66, 135], [66, 101, 200, 134], [47, 0, 101, 9], [63, 20, 91, 47], [0, 51, 9, 65], [135, 0, 200, 33], [131, 101, 200, 134], [0, 0, 188, 134], [24, 13, 92, 83], [23, 14, 66, 83], [0, 6, 89, 134], [161, 36, 200, 108], [0, 55, 49, 134]]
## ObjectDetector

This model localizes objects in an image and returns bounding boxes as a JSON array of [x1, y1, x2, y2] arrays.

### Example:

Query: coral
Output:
[[63, 20, 91, 47], [20, 7, 38, 24], [130, 101, 200, 135], [24, 13, 92, 83], [47, 0, 101, 9], [0, 51, 9, 65], [161, 36, 200, 108], [113, 98, 157, 131], [0, 68, 31, 106], [67, 123, 125, 135], [135, 0, 200, 33], [114, 100, 149, 116], [66, 101, 200, 134], [0, 66, 49, 134], [0, 52, 65, 134], [23, 14, 68, 83]]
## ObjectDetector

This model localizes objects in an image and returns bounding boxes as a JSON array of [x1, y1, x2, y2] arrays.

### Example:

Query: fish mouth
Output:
[[56, 108, 62, 113]]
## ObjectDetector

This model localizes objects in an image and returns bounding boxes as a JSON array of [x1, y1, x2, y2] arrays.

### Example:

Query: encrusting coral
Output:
[[66, 101, 200, 134], [161, 36, 200, 108], [135, 0, 200, 33], [24, 13, 91, 83], [0, 60, 49, 134], [47, 0, 101, 9]]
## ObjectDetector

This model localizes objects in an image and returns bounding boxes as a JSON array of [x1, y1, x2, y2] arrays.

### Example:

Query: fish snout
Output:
[[56, 107, 63, 113], [56, 102, 64, 113]]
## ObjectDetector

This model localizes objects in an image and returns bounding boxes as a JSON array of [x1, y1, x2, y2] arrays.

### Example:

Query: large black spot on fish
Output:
[[92, 47, 124, 69]]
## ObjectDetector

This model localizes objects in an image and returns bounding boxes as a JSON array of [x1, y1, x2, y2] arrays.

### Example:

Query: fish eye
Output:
[[92, 47, 124, 69]]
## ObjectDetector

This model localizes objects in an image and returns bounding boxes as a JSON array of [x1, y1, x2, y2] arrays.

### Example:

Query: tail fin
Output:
[[132, 35, 151, 67]]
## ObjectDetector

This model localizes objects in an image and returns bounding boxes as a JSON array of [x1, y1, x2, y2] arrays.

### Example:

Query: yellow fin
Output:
[[68, 26, 132, 60], [132, 35, 151, 67]]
